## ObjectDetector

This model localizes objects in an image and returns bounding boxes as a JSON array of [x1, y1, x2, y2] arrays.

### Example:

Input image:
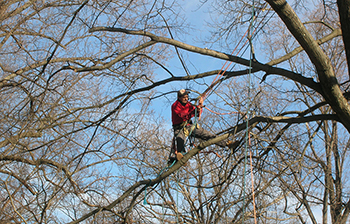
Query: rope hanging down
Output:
[[241, 1, 257, 223]]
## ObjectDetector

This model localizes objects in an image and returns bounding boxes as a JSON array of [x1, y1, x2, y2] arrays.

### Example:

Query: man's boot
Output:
[[176, 152, 184, 161]]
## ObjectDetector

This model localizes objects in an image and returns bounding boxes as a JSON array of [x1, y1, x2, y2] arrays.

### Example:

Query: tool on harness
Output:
[[169, 115, 199, 165], [183, 123, 199, 137]]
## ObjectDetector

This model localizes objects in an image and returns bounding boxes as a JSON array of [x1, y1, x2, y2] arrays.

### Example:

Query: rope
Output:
[[250, 150, 257, 224], [241, 1, 257, 223], [176, 171, 180, 223]]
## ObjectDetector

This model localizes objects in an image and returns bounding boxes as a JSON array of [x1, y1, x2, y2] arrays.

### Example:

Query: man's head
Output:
[[177, 89, 189, 104]]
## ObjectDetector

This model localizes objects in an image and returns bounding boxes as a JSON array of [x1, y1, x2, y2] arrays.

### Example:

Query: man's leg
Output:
[[193, 125, 227, 147], [174, 129, 186, 153], [174, 128, 187, 160]]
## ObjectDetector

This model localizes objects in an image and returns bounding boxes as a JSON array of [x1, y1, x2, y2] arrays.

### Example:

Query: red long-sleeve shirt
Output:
[[171, 100, 197, 125]]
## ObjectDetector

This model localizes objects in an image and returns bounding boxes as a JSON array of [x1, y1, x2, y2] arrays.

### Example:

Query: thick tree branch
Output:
[[265, 0, 350, 132], [89, 26, 321, 92]]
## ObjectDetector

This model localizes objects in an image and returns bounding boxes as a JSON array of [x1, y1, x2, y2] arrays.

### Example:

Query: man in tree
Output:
[[169, 89, 235, 164]]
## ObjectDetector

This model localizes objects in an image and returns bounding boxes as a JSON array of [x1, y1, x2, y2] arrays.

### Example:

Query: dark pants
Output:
[[171, 124, 226, 156]]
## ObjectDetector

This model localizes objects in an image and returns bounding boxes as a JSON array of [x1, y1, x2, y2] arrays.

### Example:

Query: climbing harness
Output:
[[171, 106, 200, 161]]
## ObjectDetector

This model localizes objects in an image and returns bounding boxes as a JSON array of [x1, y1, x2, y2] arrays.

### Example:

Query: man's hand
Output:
[[198, 97, 204, 107], [196, 97, 204, 113]]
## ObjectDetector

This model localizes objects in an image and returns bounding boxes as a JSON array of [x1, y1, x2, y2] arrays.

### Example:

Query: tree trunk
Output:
[[337, 0, 350, 79]]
